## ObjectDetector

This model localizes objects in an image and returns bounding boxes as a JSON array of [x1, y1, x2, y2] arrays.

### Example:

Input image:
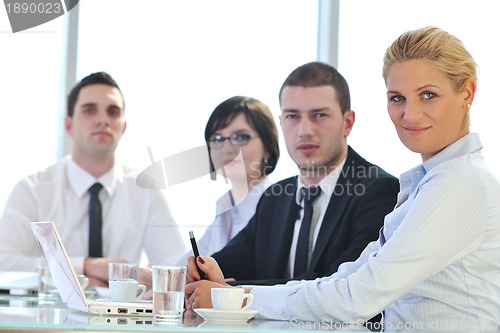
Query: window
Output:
[[0, 13, 64, 213]]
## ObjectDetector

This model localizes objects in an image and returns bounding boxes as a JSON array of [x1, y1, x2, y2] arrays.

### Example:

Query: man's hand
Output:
[[83, 257, 126, 287], [137, 266, 152, 290], [86, 276, 108, 288]]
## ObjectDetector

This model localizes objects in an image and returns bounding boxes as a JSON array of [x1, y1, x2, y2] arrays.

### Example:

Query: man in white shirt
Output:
[[0, 72, 185, 288]]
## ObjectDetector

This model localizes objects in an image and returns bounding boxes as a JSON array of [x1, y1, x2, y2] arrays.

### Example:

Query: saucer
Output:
[[198, 321, 249, 328], [194, 308, 258, 323]]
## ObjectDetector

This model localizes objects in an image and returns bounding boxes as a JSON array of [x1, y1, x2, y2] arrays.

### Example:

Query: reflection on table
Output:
[[0, 294, 371, 332]]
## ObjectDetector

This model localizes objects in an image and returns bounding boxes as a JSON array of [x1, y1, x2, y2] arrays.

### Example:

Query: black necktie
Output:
[[88, 182, 103, 258], [294, 186, 321, 277]]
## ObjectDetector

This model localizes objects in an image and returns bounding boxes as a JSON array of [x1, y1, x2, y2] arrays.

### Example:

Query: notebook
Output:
[[0, 271, 38, 296], [30, 221, 153, 316]]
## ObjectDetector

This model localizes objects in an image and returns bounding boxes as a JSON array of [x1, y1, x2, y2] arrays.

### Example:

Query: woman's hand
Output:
[[184, 255, 230, 309], [185, 280, 230, 309], [186, 255, 226, 284]]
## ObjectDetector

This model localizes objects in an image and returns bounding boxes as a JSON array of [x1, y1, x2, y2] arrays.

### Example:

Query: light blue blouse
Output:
[[177, 178, 271, 265]]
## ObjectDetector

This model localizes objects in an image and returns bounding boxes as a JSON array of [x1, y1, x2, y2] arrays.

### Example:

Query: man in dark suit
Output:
[[214, 147, 397, 285], [191, 61, 399, 286]]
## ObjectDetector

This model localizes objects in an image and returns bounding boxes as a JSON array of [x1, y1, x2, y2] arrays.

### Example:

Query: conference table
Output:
[[0, 293, 370, 332]]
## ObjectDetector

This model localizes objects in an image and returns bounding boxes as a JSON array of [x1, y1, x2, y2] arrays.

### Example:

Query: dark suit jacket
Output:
[[212, 146, 399, 285]]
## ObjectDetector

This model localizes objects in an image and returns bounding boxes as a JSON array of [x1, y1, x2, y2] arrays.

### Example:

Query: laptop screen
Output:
[[30, 221, 88, 309]]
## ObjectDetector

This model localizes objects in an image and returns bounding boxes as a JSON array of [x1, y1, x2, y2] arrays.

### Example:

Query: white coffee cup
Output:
[[109, 279, 146, 301], [211, 288, 254, 311]]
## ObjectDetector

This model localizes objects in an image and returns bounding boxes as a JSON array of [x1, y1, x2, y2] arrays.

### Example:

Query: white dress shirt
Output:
[[0, 156, 186, 274], [177, 178, 272, 265], [250, 133, 500, 332]]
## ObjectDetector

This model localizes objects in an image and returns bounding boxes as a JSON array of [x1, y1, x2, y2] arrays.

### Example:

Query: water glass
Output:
[[37, 257, 52, 298], [152, 265, 186, 324]]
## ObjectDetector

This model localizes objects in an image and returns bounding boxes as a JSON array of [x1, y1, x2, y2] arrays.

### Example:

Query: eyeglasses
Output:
[[208, 133, 257, 148]]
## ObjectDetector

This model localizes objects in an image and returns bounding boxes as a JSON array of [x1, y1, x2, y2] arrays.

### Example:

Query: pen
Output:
[[189, 231, 207, 280]]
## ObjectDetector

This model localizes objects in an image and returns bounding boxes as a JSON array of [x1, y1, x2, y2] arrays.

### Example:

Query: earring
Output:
[[263, 158, 268, 165], [466, 103, 471, 108]]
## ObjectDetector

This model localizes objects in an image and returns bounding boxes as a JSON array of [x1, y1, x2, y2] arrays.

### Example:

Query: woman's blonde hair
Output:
[[382, 26, 477, 94]]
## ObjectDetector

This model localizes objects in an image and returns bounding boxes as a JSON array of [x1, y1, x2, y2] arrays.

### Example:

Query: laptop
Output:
[[0, 271, 38, 296], [64, 311, 154, 326], [30, 221, 153, 316]]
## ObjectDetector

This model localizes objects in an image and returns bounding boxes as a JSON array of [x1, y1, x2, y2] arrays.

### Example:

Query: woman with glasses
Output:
[[183, 96, 279, 261]]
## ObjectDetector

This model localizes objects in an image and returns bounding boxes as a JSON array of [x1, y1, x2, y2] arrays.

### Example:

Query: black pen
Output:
[[189, 231, 207, 280]]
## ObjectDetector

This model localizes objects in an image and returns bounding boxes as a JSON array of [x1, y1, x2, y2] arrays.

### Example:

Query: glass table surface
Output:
[[0, 294, 367, 332]]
